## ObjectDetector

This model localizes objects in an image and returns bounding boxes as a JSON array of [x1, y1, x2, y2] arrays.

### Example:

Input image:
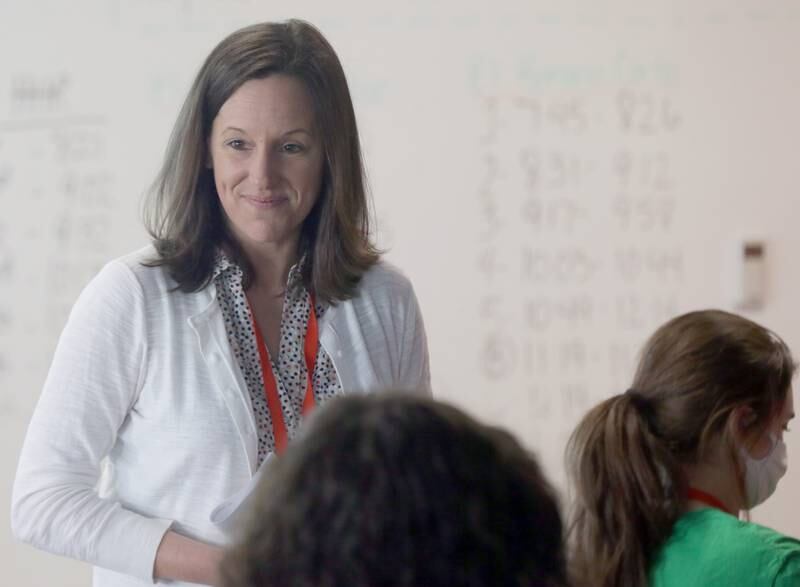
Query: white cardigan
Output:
[[11, 246, 430, 586]]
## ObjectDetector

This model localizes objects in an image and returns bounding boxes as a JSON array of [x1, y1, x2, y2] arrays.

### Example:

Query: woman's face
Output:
[[208, 74, 324, 252]]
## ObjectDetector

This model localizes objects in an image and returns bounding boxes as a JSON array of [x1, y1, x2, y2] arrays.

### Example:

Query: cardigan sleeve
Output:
[[397, 280, 431, 395], [11, 260, 173, 583]]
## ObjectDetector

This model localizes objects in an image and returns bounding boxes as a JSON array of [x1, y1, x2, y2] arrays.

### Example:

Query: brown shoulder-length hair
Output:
[[143, 19, 379, 302], [221, 392, 568, 587], [566, 309, 795, 587]]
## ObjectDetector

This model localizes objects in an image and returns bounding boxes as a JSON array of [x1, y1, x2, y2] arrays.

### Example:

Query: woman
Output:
[[12, 20, 429, 587], [221, 392, 567, 587], [567, 309, 798, 587]]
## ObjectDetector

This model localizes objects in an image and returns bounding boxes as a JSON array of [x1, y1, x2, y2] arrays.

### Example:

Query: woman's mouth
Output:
[[242, 194, 288, 208]]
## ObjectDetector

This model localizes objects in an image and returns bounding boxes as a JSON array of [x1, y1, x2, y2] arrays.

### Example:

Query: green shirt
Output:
[[650, 508, 800, 586]]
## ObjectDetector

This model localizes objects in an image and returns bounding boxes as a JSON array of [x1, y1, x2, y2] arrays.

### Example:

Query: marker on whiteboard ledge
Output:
[[734, 239, 766, 310]]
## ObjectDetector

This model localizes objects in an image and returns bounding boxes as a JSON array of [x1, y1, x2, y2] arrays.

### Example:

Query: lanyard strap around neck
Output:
[[687, 487, 734, 515], [248, 293, 318, 454]]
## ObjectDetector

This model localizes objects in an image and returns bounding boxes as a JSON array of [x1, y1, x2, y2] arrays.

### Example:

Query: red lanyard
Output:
[[686, 487, 733, 515], [247, 293, 318, 454]]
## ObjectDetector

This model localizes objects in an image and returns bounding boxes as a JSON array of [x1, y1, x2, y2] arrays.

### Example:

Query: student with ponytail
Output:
[[567, 309, 799, 587]]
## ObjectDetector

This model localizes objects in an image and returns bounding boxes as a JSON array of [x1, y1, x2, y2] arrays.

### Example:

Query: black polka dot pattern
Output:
[[213, 251, 342, 465]]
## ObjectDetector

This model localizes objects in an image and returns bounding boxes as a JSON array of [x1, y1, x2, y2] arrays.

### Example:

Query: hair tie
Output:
[[624, 388, 659, 432], [625, 388, 646, 402]]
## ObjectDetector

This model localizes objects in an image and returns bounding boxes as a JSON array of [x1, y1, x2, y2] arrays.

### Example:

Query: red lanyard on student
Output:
[[686, 487, 734, 515], [247, 293, 318, 454]]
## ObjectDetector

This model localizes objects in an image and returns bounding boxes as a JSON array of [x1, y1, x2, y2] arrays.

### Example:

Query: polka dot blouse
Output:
[[212, 251, 342, 465]]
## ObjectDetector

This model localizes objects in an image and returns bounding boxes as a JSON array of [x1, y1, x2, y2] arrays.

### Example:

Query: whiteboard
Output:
[[2, 1, 800, 585]]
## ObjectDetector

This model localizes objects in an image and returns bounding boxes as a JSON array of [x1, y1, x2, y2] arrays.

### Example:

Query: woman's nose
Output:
[[251, 147, 280, 190]]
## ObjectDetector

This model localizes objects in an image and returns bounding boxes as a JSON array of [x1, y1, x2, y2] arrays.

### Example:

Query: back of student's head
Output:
[[221, 392, 567, 587], [567, 309, 795, 587]]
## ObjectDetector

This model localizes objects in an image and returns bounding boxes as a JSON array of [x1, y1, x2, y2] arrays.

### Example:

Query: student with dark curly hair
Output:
[[221, 392, 567, 587]]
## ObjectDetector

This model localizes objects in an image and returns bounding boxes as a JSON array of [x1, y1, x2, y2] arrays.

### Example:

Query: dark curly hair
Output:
[[221, 392, 567, 587]]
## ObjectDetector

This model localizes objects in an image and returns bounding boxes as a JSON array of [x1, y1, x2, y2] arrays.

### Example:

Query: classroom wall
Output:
[[2, 1, 799, 584]]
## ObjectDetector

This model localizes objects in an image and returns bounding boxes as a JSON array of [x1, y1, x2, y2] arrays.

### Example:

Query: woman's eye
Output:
[[226, 139, 247, 150], [282, 143, 304, 154]]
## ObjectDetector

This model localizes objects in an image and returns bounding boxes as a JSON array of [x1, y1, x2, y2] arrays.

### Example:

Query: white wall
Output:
[[2, 1, 799, 584]]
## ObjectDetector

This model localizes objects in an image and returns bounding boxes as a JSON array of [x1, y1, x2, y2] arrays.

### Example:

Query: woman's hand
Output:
[[154, 530, 225, 586]]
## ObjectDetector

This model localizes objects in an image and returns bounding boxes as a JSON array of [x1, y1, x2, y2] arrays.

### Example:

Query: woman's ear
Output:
[[729, 405, 769, 458], [728, 406, 755, 444]]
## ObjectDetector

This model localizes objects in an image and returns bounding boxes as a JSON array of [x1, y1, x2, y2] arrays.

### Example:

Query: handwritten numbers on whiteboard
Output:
[[11, 74, 70, 115], [612, 195, 676, 231], [614, 150, 674, 192], [481, 332, 517, 380], [617, 89, 682, 135]]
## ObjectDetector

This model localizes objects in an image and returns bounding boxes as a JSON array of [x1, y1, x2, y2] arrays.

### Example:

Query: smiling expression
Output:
[[208, 74, 324, 252]]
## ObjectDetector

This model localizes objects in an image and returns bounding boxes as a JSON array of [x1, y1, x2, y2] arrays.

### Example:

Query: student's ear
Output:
[[729, 405, 758, 445]]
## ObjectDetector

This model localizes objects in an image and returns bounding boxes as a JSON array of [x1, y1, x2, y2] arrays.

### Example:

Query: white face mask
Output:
[[740, 433, 788, 508]]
